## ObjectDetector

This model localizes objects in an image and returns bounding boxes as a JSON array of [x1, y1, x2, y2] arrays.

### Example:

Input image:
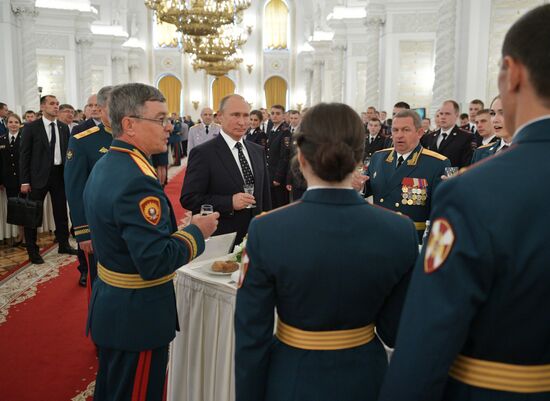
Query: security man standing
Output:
[[64, 85, 113, 288], [378, 5, 550, 400], [365, 110, 450, 241], [83, 83, 219, 401]]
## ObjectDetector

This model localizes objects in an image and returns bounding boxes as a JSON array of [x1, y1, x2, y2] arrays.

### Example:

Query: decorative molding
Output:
[[11, 4, 38, 18], [264, 51, 289, 79], [392, 13, 438, 33], [75, 34, 94, 47], [34, 33, 70, 50]]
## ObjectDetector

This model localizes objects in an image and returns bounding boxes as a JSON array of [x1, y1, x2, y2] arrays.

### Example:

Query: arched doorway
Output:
[[212, 76, 236, 111], [264, 76, 287, 109], [157, 75, 182, 115]]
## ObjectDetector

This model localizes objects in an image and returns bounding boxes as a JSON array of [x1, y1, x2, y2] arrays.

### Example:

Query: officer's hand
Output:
[[272, 181, 281, 187], [233, 192, 256, 210], [20, 184, 31, 194], [351, 171, 369, 191], [0, 185, 4, 191], [286, 184, 292, 192], [80, 240, 94, 254], [191, 212, 220, 239]]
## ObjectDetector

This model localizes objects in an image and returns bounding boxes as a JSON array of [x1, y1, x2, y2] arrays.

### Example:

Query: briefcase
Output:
[[7, 195, 43, 228]]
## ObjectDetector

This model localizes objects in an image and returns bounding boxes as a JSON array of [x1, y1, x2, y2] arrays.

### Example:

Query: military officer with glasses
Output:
[[84, 83, 219, 401]]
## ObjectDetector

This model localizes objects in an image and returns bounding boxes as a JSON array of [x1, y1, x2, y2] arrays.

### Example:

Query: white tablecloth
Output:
[[168, 258, 237, 401], [0, 191, 57, 240]]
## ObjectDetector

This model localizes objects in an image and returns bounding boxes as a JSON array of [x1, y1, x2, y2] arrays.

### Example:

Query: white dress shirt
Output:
[[220, 130, 254, 181], [482, 135, 496, 146], [9, 131, 19, 143], [42, 116, 62, 165], [396, 150, 414, 167], [436, 128, 453, 148]]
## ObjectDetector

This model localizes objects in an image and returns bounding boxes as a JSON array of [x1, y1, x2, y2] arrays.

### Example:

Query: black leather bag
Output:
[[7, 195, 43, 228]]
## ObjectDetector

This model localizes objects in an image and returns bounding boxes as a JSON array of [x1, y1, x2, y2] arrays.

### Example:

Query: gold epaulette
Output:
[[110, 146, 158, 179], [374, 147, 394, 155], [476, 143, 494, 149], [74, 126, 100, 139], [421, 148, 448, 161]]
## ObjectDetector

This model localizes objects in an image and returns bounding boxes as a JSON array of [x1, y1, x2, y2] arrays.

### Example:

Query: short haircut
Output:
[[0, 102, 7, 110], [393, 101, 411, 109], [97, 86, 114, 107], [502, 4, 550, 105], [59, 104, 75, 111], [393, 110, 422, 130], [367, 106, 376, 111], [109, 83, 165, 138], [24, 110, 35, 116], [470, 99, 484, 108], [250, 110, 263, 120], [460, 113, 469, 120], [271, 104, 285, 113], [288, 110, 300, 115], [40, 95, 56, 105], [476, 108, 491, 116], [368, 118, 381, 125], [423, 117, 431, 123], [219, 94, 246, 113], [443, 99, 460, 113]]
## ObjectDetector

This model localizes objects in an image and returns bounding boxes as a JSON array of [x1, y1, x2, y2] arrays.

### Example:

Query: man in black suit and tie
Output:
[[364, 118, 390, 158], [0, 103, 9, 136], [180, 94, 271, 246], [20, 95, 77, 264], [420, 100, 474, 168], [266, 104, 292, 208]]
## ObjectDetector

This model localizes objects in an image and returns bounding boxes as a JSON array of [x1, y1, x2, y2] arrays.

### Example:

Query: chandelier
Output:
[[192, 55, 243, 76], [183, 24, 247, 63], [144, 0, 236, 37]]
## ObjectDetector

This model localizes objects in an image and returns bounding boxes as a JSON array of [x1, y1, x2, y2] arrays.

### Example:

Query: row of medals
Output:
[[401, 186, 427, 205]]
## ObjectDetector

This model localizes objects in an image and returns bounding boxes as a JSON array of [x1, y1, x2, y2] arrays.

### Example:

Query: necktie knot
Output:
[[397, 155, 405, 168], [10, 135, 15, 145], [205, 125, 209, 135]]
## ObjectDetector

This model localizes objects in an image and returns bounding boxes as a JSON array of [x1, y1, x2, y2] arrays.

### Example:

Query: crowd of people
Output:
[[0, 4, 549, 400]]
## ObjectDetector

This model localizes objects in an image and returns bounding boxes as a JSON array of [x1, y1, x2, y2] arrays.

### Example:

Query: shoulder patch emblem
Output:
[[139, 196, 162, 226], [99, 147, 109, 153], [424, 218, 455, 273], [66, 149, 74, 160]]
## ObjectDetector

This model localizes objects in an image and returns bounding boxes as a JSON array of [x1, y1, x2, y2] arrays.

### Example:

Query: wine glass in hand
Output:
[[243, 184, 256, 208]]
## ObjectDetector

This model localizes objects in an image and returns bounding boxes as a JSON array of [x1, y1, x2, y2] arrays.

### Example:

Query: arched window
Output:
[[264, 76, 287, 109], [157, 75, 182, 114], [264, 0, 289, 50], [212, 76, 236, 111]]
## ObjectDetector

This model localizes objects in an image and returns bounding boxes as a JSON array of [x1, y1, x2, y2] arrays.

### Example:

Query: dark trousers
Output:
[[77, 248, 97, 282], [94, 346, 169, 401], [182, 140, 188, 157], [271, 185, 289, 209], [5, 187, 20, 198], [25, 165, 69, 254]]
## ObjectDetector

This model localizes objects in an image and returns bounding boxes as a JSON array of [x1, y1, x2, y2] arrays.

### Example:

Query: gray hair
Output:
[[219, 94, 246, 113], [394, 110, 422, 130], [97, 85, 114, 107], [109, 83, 166, 138]]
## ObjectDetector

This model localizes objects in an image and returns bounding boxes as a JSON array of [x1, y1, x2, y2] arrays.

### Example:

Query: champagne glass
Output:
[[243, 184, 256, 208], [444, 167, 458, 177], [362, 156, 371, 175]]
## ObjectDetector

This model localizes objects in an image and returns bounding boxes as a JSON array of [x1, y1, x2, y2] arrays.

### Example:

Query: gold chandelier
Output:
[[144, 0, 236, 37], [192, 55, 243, 76], [183, 24, 247, 63]]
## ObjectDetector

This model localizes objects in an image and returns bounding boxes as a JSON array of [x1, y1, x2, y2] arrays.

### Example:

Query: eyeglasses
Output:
[[128, 115, 171, 128]]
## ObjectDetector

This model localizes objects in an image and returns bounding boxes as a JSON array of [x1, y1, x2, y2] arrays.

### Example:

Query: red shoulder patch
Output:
[[424, 218, 455, 273]]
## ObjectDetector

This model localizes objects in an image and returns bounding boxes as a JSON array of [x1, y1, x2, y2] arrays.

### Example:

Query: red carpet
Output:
[[0, 167, 187, 401]]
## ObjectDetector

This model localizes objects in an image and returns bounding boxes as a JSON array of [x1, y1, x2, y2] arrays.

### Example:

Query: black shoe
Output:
[[78, 272, 87, 287], [58, 244, 78, 255], [29, 253, 44, 264]]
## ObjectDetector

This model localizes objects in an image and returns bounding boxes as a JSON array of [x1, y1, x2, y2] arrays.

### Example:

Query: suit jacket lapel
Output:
[[39, 119, 50, 148], [214, 135, 244, 190], [438, 126, 458, 153], [383, 146, 422, 196]]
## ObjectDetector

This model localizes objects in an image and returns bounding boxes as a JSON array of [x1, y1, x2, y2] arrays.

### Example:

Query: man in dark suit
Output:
[[180, 94, 272, 246], [0, 103, 9, 136], [266, 104, 291, 208], [421, 100, 474, 168], [71, 94, 101, 136], [20, 95, 77, 264], [364, 117, 390, 158]]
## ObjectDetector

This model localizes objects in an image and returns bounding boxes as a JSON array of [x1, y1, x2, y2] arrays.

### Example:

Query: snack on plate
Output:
[[211, 260, 239, 273]]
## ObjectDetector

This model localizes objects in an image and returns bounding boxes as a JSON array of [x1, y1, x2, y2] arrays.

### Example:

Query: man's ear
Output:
[[121, 116, 134, 136], [502, 55, 522, 94]]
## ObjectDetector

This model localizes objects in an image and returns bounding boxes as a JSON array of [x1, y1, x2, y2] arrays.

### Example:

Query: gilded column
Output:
[[364, 16, 384, 109]]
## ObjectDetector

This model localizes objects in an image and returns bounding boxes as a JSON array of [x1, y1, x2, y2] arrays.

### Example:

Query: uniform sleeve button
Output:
[[395, 203, 400, 207], [380, 198, 384, 202]]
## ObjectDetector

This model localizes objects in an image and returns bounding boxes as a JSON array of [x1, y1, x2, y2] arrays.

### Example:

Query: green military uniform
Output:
[[471, 138, 501, 164], [83, 139, 206, 401], [378, 117, 550, 400], [365, 144, 450, 241], [64, 123, 113, 285], [235, 188, 419, 401]]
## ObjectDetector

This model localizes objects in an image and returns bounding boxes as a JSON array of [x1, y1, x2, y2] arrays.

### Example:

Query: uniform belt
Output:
[[449, 354, 550, 393], [414, 222, 427, 231], [97, 262, 175, 289], [276, 319, 375, 351]]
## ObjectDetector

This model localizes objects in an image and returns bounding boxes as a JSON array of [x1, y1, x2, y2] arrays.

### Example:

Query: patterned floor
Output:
[[0, 232, 57, 280]]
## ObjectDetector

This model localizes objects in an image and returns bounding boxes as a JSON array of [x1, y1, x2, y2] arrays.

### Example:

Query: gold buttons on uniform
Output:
[[395, 203, 400, 207], [380, 198, 384, 202]]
